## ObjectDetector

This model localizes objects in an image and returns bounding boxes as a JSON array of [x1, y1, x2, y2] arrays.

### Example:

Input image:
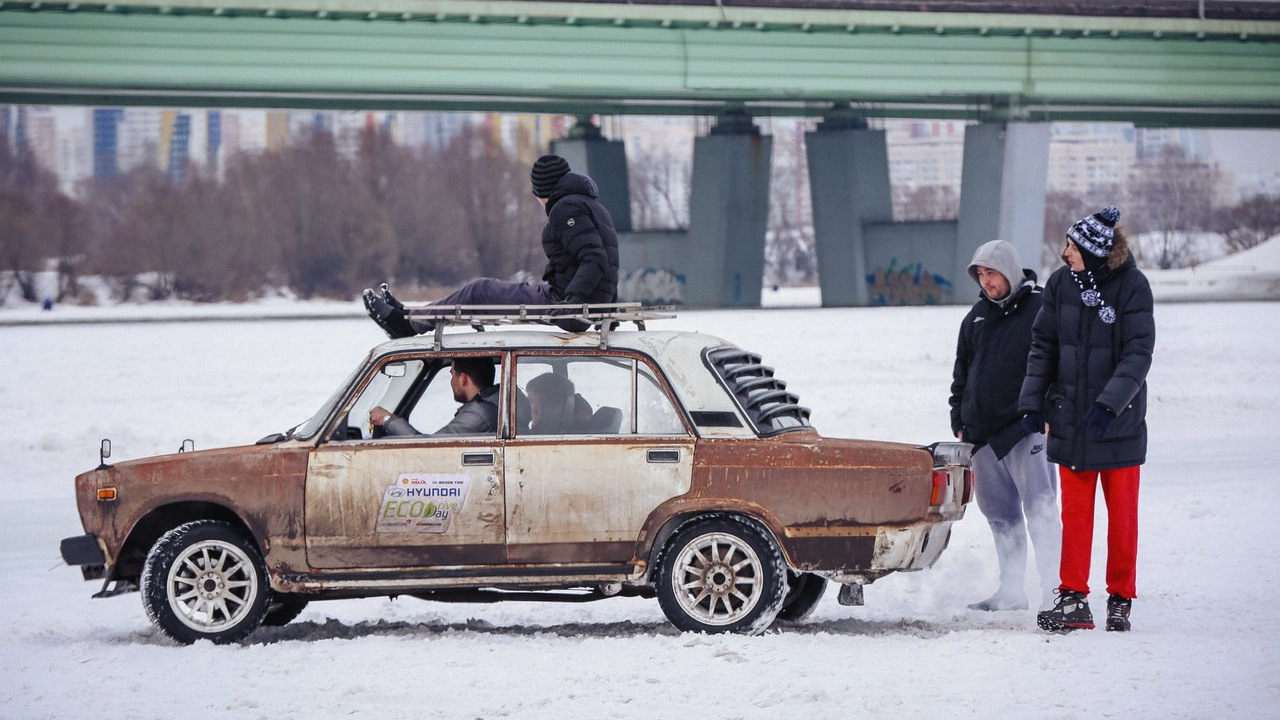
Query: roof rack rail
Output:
[[398, 302, 676, 349]]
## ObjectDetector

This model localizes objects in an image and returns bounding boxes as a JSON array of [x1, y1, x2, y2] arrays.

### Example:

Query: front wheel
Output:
[[141, 520, 270, 645], [656, 516, 787, 635]]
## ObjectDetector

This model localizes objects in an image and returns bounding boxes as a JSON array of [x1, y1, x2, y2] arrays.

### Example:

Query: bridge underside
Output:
[[1, 0, 1278, 127]]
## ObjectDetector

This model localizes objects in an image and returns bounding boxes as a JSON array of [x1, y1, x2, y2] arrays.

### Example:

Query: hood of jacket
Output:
[[545, 173, 600, 213], [968, 240, 1029, 306]]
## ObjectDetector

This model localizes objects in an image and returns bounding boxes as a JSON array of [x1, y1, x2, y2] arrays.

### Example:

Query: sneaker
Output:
[[1106, 594, 1132, 632], [967, 590, 1029, 612], [363, 287, 415, 339], [1037, 589, 1094, 632]]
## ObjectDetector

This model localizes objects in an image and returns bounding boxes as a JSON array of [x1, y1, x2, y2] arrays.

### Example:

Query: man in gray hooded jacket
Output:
[[369, 357, 498, 437], [949, 240, 1061, 611]]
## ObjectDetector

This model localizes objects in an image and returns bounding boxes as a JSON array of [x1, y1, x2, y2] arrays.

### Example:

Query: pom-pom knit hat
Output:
[[531, 155, 571, 198], [1067, 205, 1121, 258], [1066, 206, 1123, 325]]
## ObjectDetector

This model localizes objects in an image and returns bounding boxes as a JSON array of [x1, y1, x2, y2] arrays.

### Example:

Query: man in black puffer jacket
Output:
[[1020, 205, 1155, 634], [363, 154, 619, 336], [950, 240, 1061, 613]]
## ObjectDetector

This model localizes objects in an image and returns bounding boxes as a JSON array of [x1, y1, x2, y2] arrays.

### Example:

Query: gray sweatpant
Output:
[[971, 432, 1062, 600]]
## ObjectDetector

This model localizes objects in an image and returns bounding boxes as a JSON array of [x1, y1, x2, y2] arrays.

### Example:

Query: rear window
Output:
[[705, 347, 811, 436]]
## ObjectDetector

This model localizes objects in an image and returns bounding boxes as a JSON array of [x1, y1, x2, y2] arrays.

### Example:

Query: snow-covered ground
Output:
[[2, 295, 1278, 720]]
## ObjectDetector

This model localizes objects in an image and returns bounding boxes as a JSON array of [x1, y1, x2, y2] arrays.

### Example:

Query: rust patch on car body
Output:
[[74, 444, 311, 580], [635, 430, 936, 572]]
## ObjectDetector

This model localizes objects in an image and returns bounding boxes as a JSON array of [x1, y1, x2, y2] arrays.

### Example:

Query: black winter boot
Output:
[[362, 286, 415, 339], [1106, 594, 1132, 632], [1037, 589, 1094, 632]]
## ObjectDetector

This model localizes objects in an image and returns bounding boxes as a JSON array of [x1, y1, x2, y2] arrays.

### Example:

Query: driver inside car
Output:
[[369, 357, 499, 437]]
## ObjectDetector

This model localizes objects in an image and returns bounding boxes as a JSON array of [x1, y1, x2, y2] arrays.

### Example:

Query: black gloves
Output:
[[1020, 412, 1045, 435], [1085, 403, 1116, 440]]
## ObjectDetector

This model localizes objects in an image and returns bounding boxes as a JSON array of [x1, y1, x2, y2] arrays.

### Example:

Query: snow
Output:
[[3, 298, 1280, 718]]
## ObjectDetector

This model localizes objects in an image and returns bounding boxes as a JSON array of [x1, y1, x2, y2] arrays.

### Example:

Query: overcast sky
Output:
[[1207, 129, 1280, 175]]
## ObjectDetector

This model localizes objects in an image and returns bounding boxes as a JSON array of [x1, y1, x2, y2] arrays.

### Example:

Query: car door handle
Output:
[[462, 452, 495, 466], [647, 449, 681, 464]]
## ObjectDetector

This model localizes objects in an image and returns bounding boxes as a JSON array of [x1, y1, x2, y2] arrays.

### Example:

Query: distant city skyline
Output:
[[9, 106, 1280, 203]]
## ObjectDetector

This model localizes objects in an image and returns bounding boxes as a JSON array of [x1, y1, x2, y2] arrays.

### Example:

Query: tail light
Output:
[[930, 469, 948, 506], [961, 468, 975, 505]]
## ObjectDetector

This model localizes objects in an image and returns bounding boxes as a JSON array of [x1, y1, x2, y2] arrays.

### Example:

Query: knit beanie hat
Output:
[[1066, 206, 1123, 325], [1067, 205, 1121, 259], [531, 154, 571, 198]]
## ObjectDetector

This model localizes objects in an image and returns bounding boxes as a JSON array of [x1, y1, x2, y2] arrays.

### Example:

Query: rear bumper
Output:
[[871, 521, 955, 572], [60, 534, 106, 580]]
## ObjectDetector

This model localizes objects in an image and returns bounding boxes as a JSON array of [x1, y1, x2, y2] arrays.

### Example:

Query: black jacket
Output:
[[541, 173, 619, 304], [1019, 255, 1155, 471], [950, 272, 1042, 458]]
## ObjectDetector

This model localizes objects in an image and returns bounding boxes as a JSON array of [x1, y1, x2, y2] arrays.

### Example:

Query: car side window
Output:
[[516, 355, 685, 437], [404, 365, 461, 435], [338, 356, 503, 441], [342, 359, 426, 440], [637, 363, 685, 435]]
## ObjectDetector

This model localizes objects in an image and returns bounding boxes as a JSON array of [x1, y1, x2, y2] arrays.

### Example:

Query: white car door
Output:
[[503, 353, 694, 566]]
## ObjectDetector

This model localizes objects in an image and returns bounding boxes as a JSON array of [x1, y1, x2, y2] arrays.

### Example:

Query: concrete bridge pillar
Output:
[[552, 116, 632, 232], [805, 107, 894, 307], [956, 122, 1051, 286], [683, 110, 772, 307]]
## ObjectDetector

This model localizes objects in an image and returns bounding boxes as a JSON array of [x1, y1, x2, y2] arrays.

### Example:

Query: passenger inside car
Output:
[[525, 372, 592, 435]]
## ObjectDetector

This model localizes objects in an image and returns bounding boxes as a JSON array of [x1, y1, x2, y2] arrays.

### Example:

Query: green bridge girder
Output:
[[1, 0, 1278, 126]]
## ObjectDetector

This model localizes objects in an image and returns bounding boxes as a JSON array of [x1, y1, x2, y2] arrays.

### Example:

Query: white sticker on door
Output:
[[376, 473, 471, 534]]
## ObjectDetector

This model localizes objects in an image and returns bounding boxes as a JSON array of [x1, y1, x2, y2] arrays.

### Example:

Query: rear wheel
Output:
[[656, 516, 786, 635], [141, 520, 270, 645], [775, 571, 829, 623]]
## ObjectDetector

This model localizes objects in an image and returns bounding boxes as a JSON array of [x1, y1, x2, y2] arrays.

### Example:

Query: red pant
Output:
[[1058, 465, 1140, 599]]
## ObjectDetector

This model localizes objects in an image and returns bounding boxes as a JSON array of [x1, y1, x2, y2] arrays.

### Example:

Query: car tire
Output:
[[262, 594, 310, 627], [656, 515, 787, 635], [774, 571, 828, 623], [141, 520, 270, 645]]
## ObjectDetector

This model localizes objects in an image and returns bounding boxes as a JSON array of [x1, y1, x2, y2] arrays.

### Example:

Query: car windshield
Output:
[[291, 361, 365, 440], [705, 346, 811, 436]]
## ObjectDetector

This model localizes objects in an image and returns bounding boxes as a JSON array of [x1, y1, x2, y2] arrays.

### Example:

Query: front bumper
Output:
[[60, 534, 106, 580]]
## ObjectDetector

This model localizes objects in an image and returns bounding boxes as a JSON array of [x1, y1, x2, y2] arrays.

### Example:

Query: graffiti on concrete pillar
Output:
[[866, 258, 953, 306]]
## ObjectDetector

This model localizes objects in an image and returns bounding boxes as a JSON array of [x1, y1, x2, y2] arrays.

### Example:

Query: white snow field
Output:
[[1, 299, 1278, 720]]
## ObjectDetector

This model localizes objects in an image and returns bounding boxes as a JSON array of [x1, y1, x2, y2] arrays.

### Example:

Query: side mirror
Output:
[[97, 439, 112, 470]]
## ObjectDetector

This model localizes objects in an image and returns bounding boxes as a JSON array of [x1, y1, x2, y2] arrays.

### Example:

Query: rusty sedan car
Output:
[[61, 307, 972, 644]]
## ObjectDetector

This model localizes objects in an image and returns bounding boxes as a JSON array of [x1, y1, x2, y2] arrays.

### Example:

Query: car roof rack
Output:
[[399, 302, 676, 349]]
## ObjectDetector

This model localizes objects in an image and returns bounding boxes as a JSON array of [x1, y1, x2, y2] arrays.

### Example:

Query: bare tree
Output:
[[894, 184, 959, 222], [628, 143, 690, 230], [0, 133, 70, 304], [1129, 144, 1223, 269], [1214, 193, 1280, 254], [765, 139, 816, 286], [436, 125, 543, 283]]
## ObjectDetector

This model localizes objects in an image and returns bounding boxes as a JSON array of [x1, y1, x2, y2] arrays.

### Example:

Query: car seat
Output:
[[587, 406, 623, 434]]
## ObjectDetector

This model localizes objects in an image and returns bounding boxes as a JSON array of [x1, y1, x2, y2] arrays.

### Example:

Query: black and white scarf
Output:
[[1070, 270, 1116, 324]]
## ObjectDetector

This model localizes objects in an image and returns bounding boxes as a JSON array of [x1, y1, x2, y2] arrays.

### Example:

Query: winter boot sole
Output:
[[1037, 613, 1095, 633], [362, 289, 415, 339], [1106, 617, 1131, 632]]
